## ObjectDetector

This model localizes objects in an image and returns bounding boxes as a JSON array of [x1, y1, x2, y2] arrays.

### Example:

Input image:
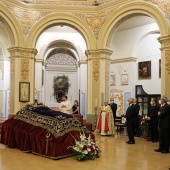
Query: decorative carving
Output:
[[92, 61, 100, 81], [21, 59, 29, 81], [105, 61, 110, 81], [144, 0, 170, 18], [74, 9, 117, 39], [10, 59, 15, 79], [2, 2, 51, 35], [0, 47, 3, 56], [110, 89, 124, 93], [25, 0, 113, 6], [110, 92, 124, 116], [0, 61, 4, 80], [46, 48, 77, 66], [36, 39, 86, 60], [165, 50, 170, 74]]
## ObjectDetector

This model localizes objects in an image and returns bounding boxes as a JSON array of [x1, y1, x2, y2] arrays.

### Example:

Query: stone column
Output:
[[8, 46, 37, 114], [158, 35, 170, 97], [85, 49, 113, 114]]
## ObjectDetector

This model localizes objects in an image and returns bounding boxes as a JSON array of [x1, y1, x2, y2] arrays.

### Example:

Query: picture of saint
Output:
[[138, 61, 151, 79]]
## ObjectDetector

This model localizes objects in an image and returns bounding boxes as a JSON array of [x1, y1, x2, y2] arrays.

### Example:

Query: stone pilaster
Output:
[[8, 46, 37, 114], [158, 35, 170, 97], [85, 49, 113, 114]]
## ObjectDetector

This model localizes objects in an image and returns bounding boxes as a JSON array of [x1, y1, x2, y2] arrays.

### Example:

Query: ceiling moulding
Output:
[[2, 0, 113, 6], [110, 57, 137, 63]]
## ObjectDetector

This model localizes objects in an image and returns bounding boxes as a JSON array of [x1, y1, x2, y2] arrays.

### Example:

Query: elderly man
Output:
[[155, 96, 170, 153], [125, 98, 136, 144], [96, 101, 114, 136]]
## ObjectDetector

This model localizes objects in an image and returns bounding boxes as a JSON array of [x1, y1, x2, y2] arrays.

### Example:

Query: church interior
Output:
[[0, 0, 170, 169]]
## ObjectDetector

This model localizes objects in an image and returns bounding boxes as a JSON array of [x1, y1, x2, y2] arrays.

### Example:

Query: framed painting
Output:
[[19, 82, 30, 102], [159, 59, 161, 78], [121, 74, 128, 85], [110, 75, 116, 86], [138, 61, 151, 79]]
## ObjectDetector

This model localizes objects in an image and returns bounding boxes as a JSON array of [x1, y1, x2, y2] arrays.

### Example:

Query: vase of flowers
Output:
[[68, 130, 100, 161]]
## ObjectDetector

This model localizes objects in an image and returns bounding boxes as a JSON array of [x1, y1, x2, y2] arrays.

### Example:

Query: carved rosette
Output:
[[10, 59, 15, 79], [92, 61, 100, 81], [165, 50, 170, 74], [21, 59, 29, 81]]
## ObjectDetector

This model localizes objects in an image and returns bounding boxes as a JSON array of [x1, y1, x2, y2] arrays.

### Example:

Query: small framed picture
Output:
[[121, 74, 128, 85], [110, 75, 116, 86], [19, 82, 30, 102]]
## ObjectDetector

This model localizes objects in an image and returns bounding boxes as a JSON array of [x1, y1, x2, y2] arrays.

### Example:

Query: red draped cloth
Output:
[[1, 117, 94, 159]]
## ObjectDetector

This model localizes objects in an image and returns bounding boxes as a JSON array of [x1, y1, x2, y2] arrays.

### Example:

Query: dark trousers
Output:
[[150, 123, 158, 141], [159, 127, 170, 151], [127, 122, 135, 142]]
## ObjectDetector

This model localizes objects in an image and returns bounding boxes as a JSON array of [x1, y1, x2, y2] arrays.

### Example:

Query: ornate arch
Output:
[[98, 2, 169, 49], [0, 3, 24, 46], [26, 13, 96, 50], [36, 39, 86, 61], [46, 48, 77, 66]]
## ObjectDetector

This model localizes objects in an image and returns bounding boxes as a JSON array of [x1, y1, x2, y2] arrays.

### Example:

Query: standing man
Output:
[[59, 96, 72, 114], [133, 98, 140, 137], [125, 98, 136, 144], [147, 98, 160, 142], [110, 98, 117, 123], [155, 96, 170, 153]]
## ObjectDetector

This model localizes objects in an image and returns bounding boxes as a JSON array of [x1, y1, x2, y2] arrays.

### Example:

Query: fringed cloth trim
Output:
[[14, 105, 82, 138]]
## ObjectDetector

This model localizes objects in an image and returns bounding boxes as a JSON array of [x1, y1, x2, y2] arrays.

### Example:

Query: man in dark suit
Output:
[[110, 98, 117, 123], [125, 98, 136, 144], [133, 98, 140, 137], [147, 98, 160, 142], [155, 96, 170, 153]]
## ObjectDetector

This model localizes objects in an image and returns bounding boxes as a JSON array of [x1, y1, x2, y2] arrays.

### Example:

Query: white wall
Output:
[[110, 23, 161, 97]]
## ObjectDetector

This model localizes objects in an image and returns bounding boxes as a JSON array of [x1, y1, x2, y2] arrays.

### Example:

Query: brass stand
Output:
[[94, 106, 98, 130]]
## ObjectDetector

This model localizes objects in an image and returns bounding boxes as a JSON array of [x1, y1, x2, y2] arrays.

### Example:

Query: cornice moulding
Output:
[[110, 57, 137, 63]]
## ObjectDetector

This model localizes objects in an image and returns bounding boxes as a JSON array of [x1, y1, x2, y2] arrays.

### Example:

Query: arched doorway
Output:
[[35, 25, 87, 118]]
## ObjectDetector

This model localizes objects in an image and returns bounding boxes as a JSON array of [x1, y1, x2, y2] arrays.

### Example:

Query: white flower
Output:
[[83, 150, 88, 155], [87, 148, 91, 152], [76, 141, 80, 145], [79, 144, 84, 148], [80, 134, 86, 141]]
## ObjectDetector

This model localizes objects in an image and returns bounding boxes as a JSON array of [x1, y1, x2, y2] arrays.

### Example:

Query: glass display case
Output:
[[135, 85, 161, 115]]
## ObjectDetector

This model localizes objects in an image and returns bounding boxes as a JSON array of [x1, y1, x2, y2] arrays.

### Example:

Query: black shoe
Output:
[[154, 148, 163, 152], [127, 141, 135, 144], [161, 150, 169, 154]]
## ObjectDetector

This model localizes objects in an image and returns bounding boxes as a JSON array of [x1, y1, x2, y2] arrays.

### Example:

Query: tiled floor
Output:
[[0, 134, 170, 170]]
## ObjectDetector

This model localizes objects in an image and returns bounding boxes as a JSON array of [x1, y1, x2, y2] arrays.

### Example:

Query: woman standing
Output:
[[72, 100, 79, 114]]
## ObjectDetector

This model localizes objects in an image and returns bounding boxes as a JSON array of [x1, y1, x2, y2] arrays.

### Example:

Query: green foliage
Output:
[[53, 75, 70, 103]]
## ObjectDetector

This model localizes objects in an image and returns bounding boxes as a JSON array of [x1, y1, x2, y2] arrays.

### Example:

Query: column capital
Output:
[[85, 49, 113, 60], [158, 35, 170, 50], [8, 46, 37, 59]]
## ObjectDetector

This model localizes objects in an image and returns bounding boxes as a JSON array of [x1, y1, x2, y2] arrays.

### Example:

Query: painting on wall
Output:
[[110, 75, 116, 86], [19, 82, 30, 102], [138, 61, 151, 79], [121, 74, 128, 85], [159, 59, 161, 78]]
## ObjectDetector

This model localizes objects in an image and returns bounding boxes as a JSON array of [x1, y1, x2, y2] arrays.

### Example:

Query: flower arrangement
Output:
[[69, 130, 100, 161]]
